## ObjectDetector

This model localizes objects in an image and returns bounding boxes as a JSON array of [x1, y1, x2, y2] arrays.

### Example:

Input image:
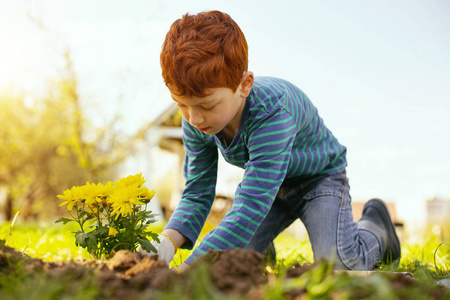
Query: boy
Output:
[[147, 10, 400, 272]]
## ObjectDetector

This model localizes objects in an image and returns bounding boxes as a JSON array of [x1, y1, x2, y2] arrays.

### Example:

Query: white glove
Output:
[[139, 234, 177, 266]]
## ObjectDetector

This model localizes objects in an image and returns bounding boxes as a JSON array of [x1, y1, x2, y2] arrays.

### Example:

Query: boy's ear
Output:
[[239, 71, 254, 98]]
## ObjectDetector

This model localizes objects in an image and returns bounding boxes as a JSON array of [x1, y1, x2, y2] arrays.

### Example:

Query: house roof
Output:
[[152, 103, 182, 127], [146, 103, 183, 141]]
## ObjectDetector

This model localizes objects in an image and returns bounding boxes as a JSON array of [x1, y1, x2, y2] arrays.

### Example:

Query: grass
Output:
[[397, 236, 450, 284], [1, 220, 449, 299], [0, 221, 91, 261]]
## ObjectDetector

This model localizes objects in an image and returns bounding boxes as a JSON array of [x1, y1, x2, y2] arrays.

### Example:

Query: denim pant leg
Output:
[[244, 171, 381, 270], [298, 173, 381, 270]]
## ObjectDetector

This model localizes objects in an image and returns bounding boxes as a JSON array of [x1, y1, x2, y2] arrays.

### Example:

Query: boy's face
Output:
[[170, 72, 254, 136]]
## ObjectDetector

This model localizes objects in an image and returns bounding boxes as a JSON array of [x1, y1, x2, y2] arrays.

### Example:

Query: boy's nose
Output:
[[188, 109, 204, 126]]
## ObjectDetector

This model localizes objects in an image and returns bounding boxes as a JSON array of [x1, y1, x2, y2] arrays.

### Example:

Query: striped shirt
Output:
[[165, 77, 347, 264]]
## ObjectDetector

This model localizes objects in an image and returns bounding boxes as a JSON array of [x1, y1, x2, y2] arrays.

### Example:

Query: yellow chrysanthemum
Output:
[[94, 181, 114, 199], [108, 183, 146, 219], [77, 183, 97, 206], [139, 186, 156, 201], [114, 173, 146, 189], [57, 186, 84, 211], [108, 226, 118, 237], [80, 181, 115, 206]]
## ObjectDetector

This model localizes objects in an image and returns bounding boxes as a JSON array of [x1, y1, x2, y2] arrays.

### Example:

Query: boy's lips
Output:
[[197, 126, 211, 132]]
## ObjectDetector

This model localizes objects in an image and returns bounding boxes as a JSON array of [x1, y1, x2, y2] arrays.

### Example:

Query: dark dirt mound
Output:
[[0, 242, 174, 299], [192, 249, 267, 296], [0, 241, 268, 299]]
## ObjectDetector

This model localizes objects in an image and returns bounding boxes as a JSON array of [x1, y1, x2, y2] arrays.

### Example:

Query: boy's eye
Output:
[[202, 105, 215, 111]]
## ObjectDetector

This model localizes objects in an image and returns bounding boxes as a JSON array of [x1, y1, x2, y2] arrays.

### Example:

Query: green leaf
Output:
[[78, 210, 89, 218], [83, 214, 95, 222], [90, 226, 108, 237], [141, 211, 155, 218], [145, 218, 157, 225], [86, 234, 98, 252], [75, 232, 88, 248], [147, 232, 159, 242], [55, 217, 73, 225], [138, 237, 157, 253]]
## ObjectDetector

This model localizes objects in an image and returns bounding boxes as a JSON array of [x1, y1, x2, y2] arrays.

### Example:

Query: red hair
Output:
[[160, 10, 248, 97]]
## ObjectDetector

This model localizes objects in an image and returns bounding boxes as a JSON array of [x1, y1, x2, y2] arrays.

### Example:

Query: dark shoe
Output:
[[358, 198, 401, 264]]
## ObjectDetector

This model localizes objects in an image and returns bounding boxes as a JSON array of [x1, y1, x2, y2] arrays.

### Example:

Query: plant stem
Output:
[[75, 205, 85, 233]]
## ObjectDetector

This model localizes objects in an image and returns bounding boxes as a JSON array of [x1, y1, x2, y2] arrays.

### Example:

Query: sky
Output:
[[1, 0, 449, 227]]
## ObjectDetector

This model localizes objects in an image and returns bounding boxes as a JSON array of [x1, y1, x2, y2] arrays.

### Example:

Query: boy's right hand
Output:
[[139, 233, 177, 265]]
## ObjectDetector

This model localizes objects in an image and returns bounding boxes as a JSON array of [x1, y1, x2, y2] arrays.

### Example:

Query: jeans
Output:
[[243, 171, 381, 270]]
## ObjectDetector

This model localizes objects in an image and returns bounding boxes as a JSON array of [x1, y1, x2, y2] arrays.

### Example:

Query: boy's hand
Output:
[[139, 233, 177, 265]]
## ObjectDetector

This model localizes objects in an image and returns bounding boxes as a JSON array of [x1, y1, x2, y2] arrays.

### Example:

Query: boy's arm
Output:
[[164, 119, 219, 249]]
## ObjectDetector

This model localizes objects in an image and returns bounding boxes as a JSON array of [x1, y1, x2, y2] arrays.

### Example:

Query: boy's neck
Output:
[[221, 128, 235, 146], [220, 97, 247, 145]]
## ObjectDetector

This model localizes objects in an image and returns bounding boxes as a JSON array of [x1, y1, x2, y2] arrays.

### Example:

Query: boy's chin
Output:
[[203, 129, 217, 135], [198, 126, 221, 135]]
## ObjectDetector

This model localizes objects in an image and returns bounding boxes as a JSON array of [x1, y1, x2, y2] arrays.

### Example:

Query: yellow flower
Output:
[[139, 186, 156, 201], [108, 226, 118, 237], [96, 181, 114, 198], [81, 181, 115, 206], [57, 186, 84, 211], [114, 173, 146, 189], [108, 183, 146, 219], [78, 183, 96, 206]]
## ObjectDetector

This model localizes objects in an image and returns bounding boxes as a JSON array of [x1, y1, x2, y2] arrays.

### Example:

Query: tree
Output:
[[0, 52, 143, 221]]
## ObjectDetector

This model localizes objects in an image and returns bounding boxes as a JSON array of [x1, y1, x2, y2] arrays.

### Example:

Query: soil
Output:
[[1, 241, 449, 299]]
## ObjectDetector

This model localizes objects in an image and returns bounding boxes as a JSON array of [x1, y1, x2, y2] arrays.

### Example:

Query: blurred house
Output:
[[426, 196, 450, 226], [146, 103, 184, 218]]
